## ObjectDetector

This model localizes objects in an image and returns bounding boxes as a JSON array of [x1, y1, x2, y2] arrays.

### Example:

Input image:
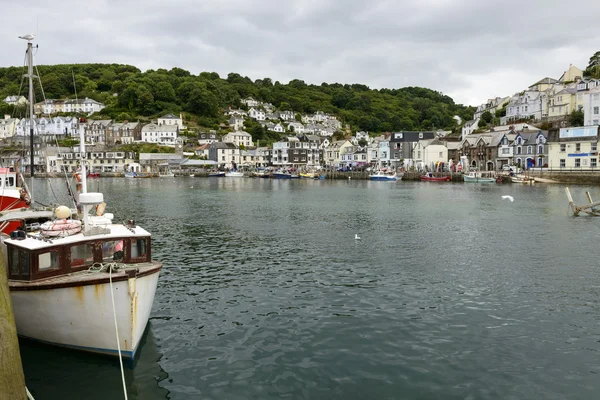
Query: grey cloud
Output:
[[1, 0, 600, 106]]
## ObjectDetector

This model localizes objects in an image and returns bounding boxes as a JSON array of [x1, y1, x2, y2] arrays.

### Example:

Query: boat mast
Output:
[[21, 34, 36, 202]]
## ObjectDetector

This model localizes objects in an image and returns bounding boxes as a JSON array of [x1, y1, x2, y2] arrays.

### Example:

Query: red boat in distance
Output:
[[420, 172, 451, 182]]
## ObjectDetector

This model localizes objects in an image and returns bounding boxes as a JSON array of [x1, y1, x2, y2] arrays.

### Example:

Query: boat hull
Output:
[[208, 172, 225, 177], [464, 176, 496, 183], [272, 173, 292, 179], [10, 263, 161, 359], [225, 172, 244, 177], [369, 175, 398, 181], [420, 176, 451, 182], [0, 192, 29, 212]]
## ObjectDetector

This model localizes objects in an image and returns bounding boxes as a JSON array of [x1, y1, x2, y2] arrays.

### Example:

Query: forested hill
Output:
[[0, 63, 475, 133]]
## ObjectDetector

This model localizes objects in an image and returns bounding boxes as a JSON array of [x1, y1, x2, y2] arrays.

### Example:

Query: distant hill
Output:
[[0, 63, 475, 136]]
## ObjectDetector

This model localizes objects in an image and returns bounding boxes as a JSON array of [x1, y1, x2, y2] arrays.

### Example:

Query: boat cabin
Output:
[[5, 227, 152, 282], [0, 167, 18, 189]]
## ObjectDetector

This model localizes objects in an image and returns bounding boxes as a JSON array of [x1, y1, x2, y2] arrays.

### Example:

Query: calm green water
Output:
[[19, 178, 600, 399]]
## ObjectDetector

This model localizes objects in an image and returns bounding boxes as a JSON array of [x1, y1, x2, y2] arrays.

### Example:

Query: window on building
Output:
[[560, 144, 566, 152], [576, 143, 581, 152], [594, 106, 599, 115], [592, 143, 597, 151], [592, 158, 598, 168], [575, 158, 581, 167], [517, 147, 522, 155], [538, 145, 543, 154], [527, 146, 532, 154], [560, 159, 565, 168]]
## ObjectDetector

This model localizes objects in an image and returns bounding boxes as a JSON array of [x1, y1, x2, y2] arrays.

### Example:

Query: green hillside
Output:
[[0, 63, 475, 137]]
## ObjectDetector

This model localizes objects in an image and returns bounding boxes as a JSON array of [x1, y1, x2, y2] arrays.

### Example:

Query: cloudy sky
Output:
[[1, 0, 599, 106]]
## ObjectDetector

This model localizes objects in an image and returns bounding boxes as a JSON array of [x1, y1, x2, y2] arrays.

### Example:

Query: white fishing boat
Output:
[[225, 170, 244, 177], [463, 171, 496, 183], [1, 35, 162, 360]]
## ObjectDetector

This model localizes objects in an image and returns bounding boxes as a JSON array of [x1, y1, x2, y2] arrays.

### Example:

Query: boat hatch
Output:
[[6, 237, 151, 281]]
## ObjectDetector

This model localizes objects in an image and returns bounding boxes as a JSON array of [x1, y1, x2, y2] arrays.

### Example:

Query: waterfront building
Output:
[[512, 130, 548, 168], [583, 86, 600, 126], [222, 130, 254, 148], [389, 131, 435, 168], [546, 126, 599, 170]]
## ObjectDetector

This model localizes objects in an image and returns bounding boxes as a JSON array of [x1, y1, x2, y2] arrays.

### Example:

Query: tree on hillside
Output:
[[584, 51, 600, 79], [481, 111, 493, 124], [570, 110, 584, 127]]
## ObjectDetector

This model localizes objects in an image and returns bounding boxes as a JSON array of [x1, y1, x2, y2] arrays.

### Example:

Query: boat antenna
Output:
[[19, 33, 37, 203]]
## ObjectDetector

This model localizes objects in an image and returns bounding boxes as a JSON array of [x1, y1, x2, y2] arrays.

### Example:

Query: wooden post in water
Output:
[[0, 248, 27, 399]]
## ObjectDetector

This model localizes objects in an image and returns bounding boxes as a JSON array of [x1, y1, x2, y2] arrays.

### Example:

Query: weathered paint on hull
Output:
[[10, 271, 160, 359]]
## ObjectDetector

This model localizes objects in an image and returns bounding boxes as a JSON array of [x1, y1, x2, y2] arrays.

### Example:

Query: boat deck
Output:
[[9, 261, 162, 291]]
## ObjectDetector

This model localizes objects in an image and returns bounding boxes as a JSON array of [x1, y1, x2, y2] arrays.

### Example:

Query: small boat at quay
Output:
[[420, 172, 451, 182], [2, 36, 162, 360], [463, 171, 496, 183], [225, 170, 245, 177], [369, 171, 399, 181], [208, 171, 225, 177]]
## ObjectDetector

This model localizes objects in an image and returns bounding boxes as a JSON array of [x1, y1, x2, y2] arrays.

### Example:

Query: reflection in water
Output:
[[21, 324, 169, 399], [19, 178, 600, 399]]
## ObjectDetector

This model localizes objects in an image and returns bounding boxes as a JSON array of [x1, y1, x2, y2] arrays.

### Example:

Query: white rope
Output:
[[108, 263, 128, 400], [26, 386, 35, 399]]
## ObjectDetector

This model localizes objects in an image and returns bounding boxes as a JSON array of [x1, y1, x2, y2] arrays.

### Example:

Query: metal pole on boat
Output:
[[79, 124, 87, 194], [20, 34, 37, 203], [0, 248, 28, 399]]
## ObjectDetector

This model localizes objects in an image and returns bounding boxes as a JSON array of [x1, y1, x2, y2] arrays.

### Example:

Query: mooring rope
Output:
[[87, 262, 129, 400]]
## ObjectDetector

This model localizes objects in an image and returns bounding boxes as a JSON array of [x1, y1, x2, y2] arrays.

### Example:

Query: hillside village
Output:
[[1, 62, 600, 175]]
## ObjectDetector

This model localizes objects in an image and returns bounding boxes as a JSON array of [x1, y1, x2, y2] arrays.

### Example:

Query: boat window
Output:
[[70, 243, 95, 267], [6, 177, 14, 187], [102, 240, 123, 262], [131, 238, 148, 260], [9, 247, 30, 279], [38, 251, 60, 272]]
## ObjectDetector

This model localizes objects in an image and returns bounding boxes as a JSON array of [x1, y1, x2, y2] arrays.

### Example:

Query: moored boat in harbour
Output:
[[420, 172, 451, 182]]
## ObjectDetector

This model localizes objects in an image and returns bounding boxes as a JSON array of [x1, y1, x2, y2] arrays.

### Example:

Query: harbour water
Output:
[[20, 178, 600, 399]]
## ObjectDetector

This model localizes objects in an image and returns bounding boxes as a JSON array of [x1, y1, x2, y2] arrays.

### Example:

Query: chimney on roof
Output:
[[4, 114, 10, 120]]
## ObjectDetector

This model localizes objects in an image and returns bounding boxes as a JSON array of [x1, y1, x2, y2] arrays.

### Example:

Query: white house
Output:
[[248, 108, 266, 121], [229, 115, 245, 131], [241, 97, 260, 107], [287, 122, 304, 134], [209, 142, 239, 168], [141, 123, 179, 144], [414, 138, 448, 170], [222, 130, 253, 147], [583, 86, 600, 126], [3, 95, 27, 105], [503, 91, 544, 123], [461, 119, 480, 140], [277, 111, 295, 121], [157, 113, 185, 130], [63, 98, 105, 115], [16, 116, 80, 136]]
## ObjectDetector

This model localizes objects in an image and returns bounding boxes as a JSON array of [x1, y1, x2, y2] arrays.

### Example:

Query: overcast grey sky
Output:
[[1, 0, 599, 106]]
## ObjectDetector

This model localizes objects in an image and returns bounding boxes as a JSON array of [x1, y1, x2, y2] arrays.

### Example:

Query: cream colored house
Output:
[[548, 85, 578, 118], [547, 126, 599, 169], [0, 115, 19, 138], [222, 130, 253, 147], [157, 113, 185, 130], [324, 140, 353, 167], [558, 65, 583, 83]]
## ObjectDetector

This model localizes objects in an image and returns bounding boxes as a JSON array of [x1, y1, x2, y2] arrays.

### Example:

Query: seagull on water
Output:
[[355, 234, 361, 240], [501, 195, 514, 202]]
